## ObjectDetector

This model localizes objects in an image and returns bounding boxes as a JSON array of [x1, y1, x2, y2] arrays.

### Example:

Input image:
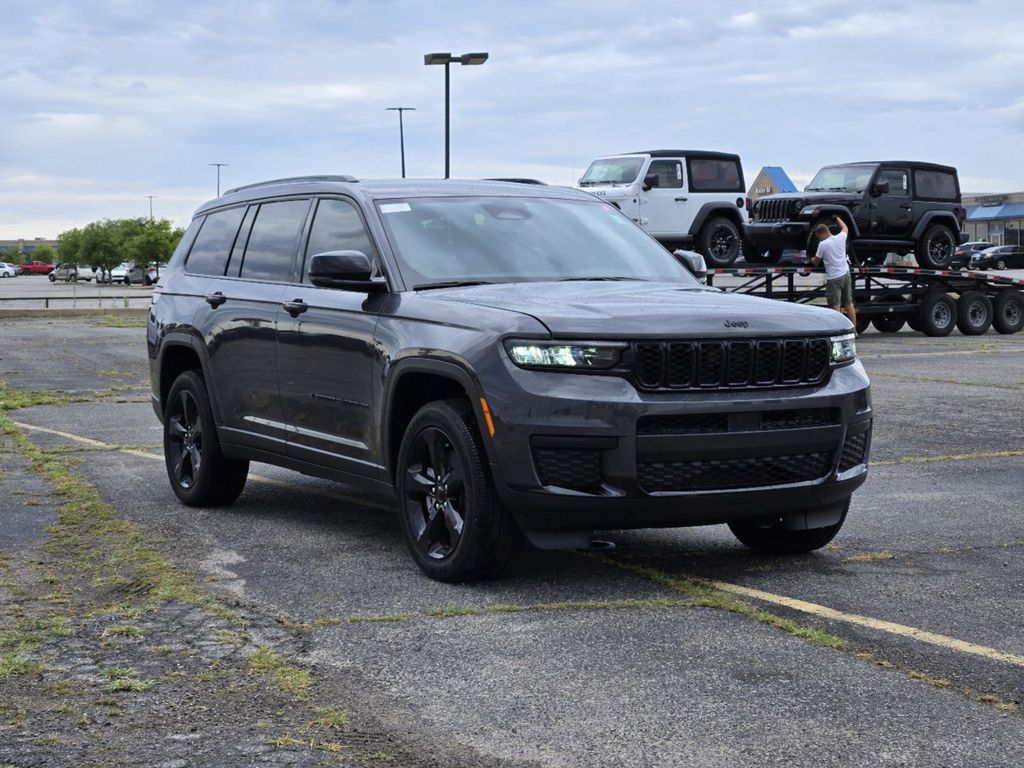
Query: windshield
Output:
[[805, 164, 877, 192], [376, 196, 700, 289], [579, 157, 644, 186]]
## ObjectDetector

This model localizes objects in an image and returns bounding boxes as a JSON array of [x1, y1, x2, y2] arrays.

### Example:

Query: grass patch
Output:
[[101, 624, 144, 639], [369, 753, 397, 763], [429, 606, 483, 618], [843, 551, 895, 563], [0, 652, 47, 679], [306, 707, 350, 731], [249, 646, 312, 699], [85, 314, 149, 329], [346, 613, 416, 624], [0, 381, 92, 411]]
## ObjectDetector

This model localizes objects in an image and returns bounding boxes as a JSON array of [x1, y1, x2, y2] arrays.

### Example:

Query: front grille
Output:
[[638, 409, 838, 435], [638, 452, 833, 492], [533, 447, 602, 491], [638, 414, 729, 435], [838, 429, 870, 471], [755, 198, 792, 222], [760, 409, 839, 430], [631, 338, 831, 391]]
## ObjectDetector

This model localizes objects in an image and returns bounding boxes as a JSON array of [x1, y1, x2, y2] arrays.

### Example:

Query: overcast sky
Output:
[[2, 0, 1022, 238]]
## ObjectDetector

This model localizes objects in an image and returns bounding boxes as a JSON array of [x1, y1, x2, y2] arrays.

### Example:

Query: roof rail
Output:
[[223, 175, 359, 195]]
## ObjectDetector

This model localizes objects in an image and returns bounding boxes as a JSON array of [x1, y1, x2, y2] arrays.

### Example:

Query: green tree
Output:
[[2, 246, 24, 264], [78, 221, 120, 280], [122, 219, 184, 279], [30, 243, 57, 264], [57, 227, 84, 265]]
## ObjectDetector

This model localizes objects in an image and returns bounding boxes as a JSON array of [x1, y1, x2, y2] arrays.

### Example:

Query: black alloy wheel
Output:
[[699, 217, 740, 267], [996, 259, 1007, 270], [916, 224, 956, 270], [396, 399, 521, 582], [163, 370, 249, 506]]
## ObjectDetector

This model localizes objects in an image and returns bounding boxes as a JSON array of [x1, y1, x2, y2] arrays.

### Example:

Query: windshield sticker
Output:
[[380, 202, 411, 214]]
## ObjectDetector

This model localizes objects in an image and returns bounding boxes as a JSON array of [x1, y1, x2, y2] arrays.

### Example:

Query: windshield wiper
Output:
[[557, 276, 649, 282], [413, 280, 493, 291]]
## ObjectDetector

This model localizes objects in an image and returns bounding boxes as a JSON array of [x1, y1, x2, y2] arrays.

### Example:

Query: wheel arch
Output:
[[157, 333, 218, 423], [687, 202, 745, 237], [911, 211, 961, 242], [804, 206, 861, 238], [383, 359, 490, 481]]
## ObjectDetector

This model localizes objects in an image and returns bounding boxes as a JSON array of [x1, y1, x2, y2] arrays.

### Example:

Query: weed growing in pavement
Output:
[[248, 646, 312, 699], [101, 624, 144, 639], [85, 314, 148, 329], [843, 551, 895, 563], [0, 381, 91, 411], [306, 706, 350, 731]]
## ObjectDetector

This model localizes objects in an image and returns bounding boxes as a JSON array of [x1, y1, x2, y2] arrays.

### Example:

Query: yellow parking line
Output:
[[705, 580, 1024, 667], [10, 420, 392, 509]]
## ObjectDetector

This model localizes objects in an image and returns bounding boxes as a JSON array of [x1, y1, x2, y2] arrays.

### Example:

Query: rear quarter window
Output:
[[914, 170, 959, 201], [185, 207, 247, 276], [687, 158, 744, 193]]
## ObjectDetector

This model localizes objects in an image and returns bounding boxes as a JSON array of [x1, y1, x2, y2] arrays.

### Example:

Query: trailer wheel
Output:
[[917, 293, 957, 337], [992, 291, 1024, 334], [916, 224, 957, 270], [872, 315, 905, 333], [741, 240, 771, 264], [956, 291, 993, 335], [855, 317, 870, 335]]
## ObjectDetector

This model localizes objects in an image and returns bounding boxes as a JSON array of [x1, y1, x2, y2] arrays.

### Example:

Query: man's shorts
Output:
[[826, 272, 853, 307]]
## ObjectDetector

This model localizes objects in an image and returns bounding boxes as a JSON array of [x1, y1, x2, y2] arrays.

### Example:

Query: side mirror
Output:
[[642, 173, 659, 192], [673, 249, 707, 283], [871, 181, 890, 196], [308, 251, 387, 292]]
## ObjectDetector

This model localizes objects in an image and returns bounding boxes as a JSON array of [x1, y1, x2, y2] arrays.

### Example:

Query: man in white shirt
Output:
[[810, 216, 859, 328]]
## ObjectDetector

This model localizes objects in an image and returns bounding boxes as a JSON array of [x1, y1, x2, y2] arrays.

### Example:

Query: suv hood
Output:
[[427, 282, 850, 338]]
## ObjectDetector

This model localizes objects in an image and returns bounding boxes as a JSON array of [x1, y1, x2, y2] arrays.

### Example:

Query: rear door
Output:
[[276, 197, 387, 478], [204, 198, 312, 452]]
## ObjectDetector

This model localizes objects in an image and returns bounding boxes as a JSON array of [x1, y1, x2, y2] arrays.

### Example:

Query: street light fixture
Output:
[[209, 163, 229, 196], [145, 196, 157, 220], [385, 107, 416, 178], [423, 51, 489, 179]]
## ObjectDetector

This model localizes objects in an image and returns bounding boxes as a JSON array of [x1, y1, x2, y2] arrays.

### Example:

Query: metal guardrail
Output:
[[0, 294, 151, 309]]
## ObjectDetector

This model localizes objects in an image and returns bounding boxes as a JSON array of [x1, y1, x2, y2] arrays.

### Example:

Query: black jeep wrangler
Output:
[[743, 161, 967, 269]]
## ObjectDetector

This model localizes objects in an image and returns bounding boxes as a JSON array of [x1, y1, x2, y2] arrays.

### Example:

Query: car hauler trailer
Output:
[[706, 266, 1024, 337]]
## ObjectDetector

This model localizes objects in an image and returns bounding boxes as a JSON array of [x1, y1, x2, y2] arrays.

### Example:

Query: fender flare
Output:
[[381, 357, 494, 476], [911, 211, 961, 241], [688, 202, 745, 238], [156, 331, 221, 423], [800, 205, 862, 238]]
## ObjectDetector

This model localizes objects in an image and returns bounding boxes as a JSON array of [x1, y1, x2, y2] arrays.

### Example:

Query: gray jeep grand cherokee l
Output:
[[148, 177, 872, 581]]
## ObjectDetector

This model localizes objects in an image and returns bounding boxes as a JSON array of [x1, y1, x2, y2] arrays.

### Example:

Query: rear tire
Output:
[[916, 224, 956, 270], [163, 370, 249, 506], [698, 216, 741, 267], [917, 293, 957, 336], [729, 502, 848, 555], [855, 316, 871, 335], [956, 291, 992, 335], [871, 315, 905, 333], [396, 399, 522, 582], [993, 291, 1024, 334]]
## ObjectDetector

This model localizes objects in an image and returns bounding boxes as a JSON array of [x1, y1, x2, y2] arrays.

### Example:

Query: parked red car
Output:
[[19, 260, 57, 275]]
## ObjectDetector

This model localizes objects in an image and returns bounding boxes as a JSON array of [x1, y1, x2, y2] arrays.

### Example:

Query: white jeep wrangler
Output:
[[578, 150, 749, 266]]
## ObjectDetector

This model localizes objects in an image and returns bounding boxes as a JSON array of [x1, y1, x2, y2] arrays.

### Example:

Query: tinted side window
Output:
[[225, 206, 257, 277], [877, 169, 909, 197], [168, 218, 203, 268], [238, 200, 310, 282], [914, 170, 958, 201], [687, 158, 743, 192], [185, 207, 246, 275], [647, 160, 683, 189], [303, 199, 377, 279]]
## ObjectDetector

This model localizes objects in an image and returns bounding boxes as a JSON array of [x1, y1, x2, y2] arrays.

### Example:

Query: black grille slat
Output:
[[533, 448, 602, 491], [760, 409, 839, 430], [631, 337, 831, 391], [638, 452, 833, 492], [637, 414, 729, 435]]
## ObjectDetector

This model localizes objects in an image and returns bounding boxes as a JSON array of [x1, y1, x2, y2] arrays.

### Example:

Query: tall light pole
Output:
[[209, 163, 229, 196], [385, 107, 415, 178], [145, 196, 156, 220], [423, 52, 488, 179]]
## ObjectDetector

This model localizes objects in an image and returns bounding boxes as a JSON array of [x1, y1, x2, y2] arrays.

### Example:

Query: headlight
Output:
[[830, 333, 857, 365], [791, 199, 805, 213], [505, 340, 625, 370]]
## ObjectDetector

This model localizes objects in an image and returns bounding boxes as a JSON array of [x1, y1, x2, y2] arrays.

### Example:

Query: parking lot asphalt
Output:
[[2, 317, 1023, 766]]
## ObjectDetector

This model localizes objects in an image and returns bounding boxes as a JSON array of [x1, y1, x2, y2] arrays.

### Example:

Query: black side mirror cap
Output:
[[642, 173, 659, 192], [871, 181, 890, 196], [673, 249, 707, 283], [308, 251, 387, 292]]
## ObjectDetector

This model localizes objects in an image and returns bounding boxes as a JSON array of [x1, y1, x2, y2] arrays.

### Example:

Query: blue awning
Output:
[[966, 202, 1024, 221]]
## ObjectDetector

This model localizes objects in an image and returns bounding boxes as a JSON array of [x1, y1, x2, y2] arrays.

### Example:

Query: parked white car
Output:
[[48, 263, 96, 282], [0, 262, 19, 278]]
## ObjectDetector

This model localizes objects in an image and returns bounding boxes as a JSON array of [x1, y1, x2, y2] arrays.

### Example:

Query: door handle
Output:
[[283, 299, 308, 317], [900, 204, 912, 210], [675, 197, 688, 202], [205, 292, 226, 308]]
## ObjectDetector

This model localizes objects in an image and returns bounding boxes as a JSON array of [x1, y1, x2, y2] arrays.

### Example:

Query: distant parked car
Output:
[[0, 262, 18, 278], [48, 263, 96, 282], [954, 241, 993, 269], [96, 262, 130, 284], [19, 260, 57, 275], [970, 245, 1024, 271], [127, 263, 163, 285]]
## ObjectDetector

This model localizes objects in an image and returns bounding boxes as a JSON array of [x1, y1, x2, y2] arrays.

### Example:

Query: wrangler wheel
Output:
[[698, 216, 741, 267]]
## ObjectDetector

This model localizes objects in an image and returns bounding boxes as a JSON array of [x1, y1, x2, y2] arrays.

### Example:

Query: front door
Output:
[[642, 158, 689, 238], [871, 167, 914, 238], [276, 197, 386, 478]]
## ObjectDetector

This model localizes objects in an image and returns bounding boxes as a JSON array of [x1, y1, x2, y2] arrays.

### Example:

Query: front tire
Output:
[[396, 399, 521, 582], [916, 224, 956, 270], [698, 216, 741, 267], [163, 370, 249, 506], [729, 502, 848, 554]]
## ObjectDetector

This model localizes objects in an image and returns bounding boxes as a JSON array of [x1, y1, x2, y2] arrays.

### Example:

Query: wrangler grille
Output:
[[632, 338, 831, 391], [755, 198, 794, 223]]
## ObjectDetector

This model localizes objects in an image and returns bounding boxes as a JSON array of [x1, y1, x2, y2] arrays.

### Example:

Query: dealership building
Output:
[[961, 192, 1024, 246], [747, 166, 797, 201], [0, 237, 60, 258]]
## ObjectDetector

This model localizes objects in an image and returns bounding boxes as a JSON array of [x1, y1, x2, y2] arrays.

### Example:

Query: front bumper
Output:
[[482, 360, 872, 535], [744, 221, 811, 251]]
